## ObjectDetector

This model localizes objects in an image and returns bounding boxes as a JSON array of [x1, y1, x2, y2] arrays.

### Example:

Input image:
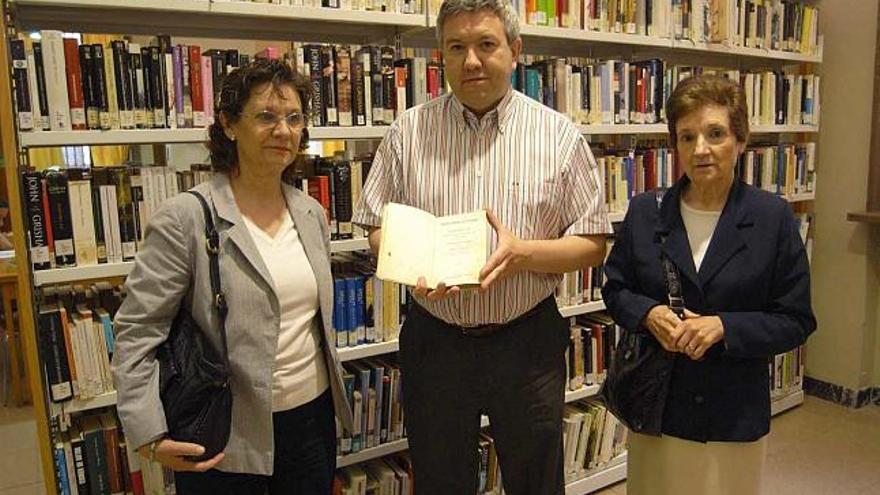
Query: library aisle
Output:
[[2, 396, 879, 495], [593, 396, 880, 495]]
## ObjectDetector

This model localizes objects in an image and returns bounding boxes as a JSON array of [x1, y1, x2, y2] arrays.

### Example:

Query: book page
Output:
[[375, 203, 436, 287], [432, 210, 488, 288]]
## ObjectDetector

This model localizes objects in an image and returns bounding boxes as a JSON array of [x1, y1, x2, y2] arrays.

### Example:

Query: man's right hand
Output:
[[414, 277, 461, 301], [643, 305, 684, 352], [138, 438, 225, 472]]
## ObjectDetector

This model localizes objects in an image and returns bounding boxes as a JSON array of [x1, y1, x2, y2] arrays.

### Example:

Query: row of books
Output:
[[21, 164, 214, 271], [556, 263, 606, 307], [219, 0, 426, 14], [770, 346, 804, 399], [339, 356, 406, 455], [11, 33, 445, 134], [739, 142, 816, 197], [38, 282, 122, 403], [506, 0, 820, 55], [512, 57, 820, 127], [52, 411, 173, 495], [595, 141, 816, 219], [11, 34, 249, 133], [562, 399, 627, 483], [335, 454, 415, 495], [567, 313, 620, 391], [332, 254, 407, 348], [290, 155, 374, 241]]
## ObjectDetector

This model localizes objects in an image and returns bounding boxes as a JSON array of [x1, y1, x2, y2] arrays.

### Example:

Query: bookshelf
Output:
[[1, 1, 822, 493], [16, 123, 819, 148]]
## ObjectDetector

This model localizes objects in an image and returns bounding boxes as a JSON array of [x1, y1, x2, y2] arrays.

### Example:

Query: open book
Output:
[[375, 203, 489, 289]]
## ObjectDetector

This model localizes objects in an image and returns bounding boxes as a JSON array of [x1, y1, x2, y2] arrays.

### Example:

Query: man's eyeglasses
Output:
[[249, 110, 307, 130]]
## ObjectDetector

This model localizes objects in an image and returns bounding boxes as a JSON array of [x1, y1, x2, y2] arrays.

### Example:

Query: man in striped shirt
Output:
[[353, 0, 612, 492]]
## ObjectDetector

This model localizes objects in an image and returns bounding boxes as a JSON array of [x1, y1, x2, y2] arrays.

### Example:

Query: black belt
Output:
[[410, 296, 556, 337]]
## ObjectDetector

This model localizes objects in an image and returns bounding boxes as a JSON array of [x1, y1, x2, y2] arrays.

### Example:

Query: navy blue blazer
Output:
[[602, 177, 816, 442]]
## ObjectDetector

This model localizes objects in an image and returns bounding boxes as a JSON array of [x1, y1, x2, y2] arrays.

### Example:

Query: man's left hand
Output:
[[673, 309, 725, 360], [479, 210, 531, 291]]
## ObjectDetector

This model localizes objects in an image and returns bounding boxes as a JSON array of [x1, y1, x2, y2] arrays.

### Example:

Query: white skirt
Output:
[[626, 432, 767, 495]]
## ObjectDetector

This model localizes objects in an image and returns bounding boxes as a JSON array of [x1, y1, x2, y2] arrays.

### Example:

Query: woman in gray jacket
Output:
[[111, 58, 353, 495]]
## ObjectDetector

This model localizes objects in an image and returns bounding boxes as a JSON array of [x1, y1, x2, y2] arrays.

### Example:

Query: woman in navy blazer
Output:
[[602, 75, 816, 495]]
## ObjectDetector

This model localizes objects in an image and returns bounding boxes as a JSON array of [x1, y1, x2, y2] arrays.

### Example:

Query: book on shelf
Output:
[[15, 34, 446, 135], [51, 410, 172, 495], [20, 164, 215, 272], [512, 55, 820, 128], [515, 0, 820, 56], [375, 203, 489, 289]]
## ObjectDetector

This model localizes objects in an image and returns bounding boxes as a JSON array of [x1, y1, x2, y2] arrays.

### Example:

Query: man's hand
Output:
[[673, 309, 725, 360], [479, 210, 531, 291], [643, 305, 684, 352], [413, 277, 461, 301], [138, 438, 225, 472]]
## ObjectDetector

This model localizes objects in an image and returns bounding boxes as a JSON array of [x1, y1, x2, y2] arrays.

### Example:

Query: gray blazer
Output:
[[111, 173, 354, 475]]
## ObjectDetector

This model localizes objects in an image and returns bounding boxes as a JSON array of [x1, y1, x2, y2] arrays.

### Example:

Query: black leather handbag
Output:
[[599, 189, 679, 436], [156, 191, 232, 461]]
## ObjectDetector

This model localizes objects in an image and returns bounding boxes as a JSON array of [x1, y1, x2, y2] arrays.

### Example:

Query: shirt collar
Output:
[[448, 88, 515, 134]]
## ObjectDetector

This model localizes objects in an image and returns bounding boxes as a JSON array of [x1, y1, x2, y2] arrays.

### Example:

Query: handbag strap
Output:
[[186, 191, 229, 363], [655, 189, 685, 318]]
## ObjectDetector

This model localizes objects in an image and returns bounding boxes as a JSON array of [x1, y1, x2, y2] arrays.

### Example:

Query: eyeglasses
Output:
[[249, 110, 307, 130]]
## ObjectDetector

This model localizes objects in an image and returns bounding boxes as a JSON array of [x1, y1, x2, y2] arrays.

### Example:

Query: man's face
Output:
[[441, 10, 521, 117]]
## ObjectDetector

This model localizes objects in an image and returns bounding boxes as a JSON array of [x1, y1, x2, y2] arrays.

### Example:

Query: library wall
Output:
[[809, 0, 880, 392]]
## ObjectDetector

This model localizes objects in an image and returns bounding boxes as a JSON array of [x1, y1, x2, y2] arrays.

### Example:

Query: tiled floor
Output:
[[0, 405, 43, 495], [0, 396, 877, 494], [594, 395, 880, 495]]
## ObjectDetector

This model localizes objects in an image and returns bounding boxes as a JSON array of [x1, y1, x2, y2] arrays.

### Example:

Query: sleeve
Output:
[[601, 201, 663, 333], [719, 208, 817, 358], [560, 132, 613, 237], [111, 202, 192, 450], [352, 122, 403, 229]]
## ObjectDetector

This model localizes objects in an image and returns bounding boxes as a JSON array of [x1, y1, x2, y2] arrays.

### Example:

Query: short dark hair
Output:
[[207, 57, 313, 174], [666, 74, 750, 146]]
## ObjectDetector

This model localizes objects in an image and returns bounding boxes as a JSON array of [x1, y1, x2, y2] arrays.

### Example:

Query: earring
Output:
[[228, 134, 236, 141]]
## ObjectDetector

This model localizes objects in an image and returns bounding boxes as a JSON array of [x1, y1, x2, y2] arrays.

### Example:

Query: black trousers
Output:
[[174, 390, 336, 495], [399, 297, 569, 495]]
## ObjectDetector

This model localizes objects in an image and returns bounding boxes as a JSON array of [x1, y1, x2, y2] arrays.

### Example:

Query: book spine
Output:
[[78, 43, 99, 129], [140, 46, 155, 128], [91, 45, 111, 130], [44, 171, 76, 267], [9, 39, 34, 131], [41, 31, 72, 131], [150, 46, 166, 128], [31, 42, 51, 130], [39, 308, 74, 402], [62, 38, 87, 130], [189, 45, 205, 127]]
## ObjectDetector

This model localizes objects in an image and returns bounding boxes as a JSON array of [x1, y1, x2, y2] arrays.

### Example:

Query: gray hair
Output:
[[435, 0, 521, 46]]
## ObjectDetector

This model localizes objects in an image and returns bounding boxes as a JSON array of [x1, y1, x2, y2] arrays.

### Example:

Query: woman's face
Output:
[[675, 104, 744, 189], [224, 82, 304, 177]]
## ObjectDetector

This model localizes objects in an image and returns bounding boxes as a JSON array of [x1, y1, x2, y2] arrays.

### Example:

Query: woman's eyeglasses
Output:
[[249, 110, 307, 130]]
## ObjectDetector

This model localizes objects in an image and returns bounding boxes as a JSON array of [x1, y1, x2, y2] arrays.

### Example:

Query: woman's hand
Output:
[[138, 438, 225, 472], [643, 305, 684, 352], [673, 309, 725, 360]]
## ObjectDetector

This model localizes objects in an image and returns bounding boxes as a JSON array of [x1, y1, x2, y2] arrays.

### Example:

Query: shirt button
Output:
[[694, 395, 705, 404]]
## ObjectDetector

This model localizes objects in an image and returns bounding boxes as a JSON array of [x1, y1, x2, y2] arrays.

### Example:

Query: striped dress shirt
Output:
[[353, 89, 613, 326]]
